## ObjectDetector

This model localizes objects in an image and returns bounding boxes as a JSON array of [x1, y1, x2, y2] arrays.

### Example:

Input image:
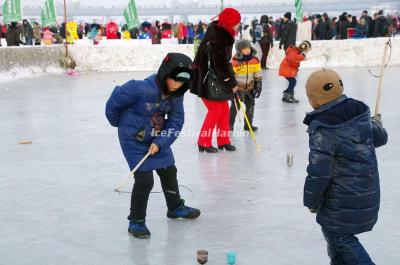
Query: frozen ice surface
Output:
[[0, 68, 399, 265]]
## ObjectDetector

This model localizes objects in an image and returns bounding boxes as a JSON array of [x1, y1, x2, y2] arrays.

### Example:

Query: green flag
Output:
[[124, 0, 139, 30], [41, 0, 57, 27], [2, 0, 22, 24], [295, 0, 303, 23]]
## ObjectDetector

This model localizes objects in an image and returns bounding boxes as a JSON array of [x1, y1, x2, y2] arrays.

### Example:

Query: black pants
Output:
[[259, 42, 271, 68], [322, 228, 375, 265], [284, 77, 297, 93], [130, 165, 182, 222], [229, 92, 255, 128]]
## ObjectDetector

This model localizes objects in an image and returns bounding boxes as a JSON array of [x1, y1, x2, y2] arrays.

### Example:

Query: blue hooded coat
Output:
[[303, 95, 388, 235], [105, 53, 193, 172]]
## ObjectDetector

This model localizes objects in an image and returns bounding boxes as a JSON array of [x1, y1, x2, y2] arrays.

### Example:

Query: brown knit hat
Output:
[[305, 69, 344, 109]]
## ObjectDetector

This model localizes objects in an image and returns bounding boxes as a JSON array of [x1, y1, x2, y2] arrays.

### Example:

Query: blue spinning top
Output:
[[227, 251, 236, 265]]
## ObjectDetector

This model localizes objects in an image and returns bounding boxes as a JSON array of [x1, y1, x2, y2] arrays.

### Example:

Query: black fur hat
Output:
[[157, 53, 194, 97], [234, 39, 257, 59], [284, 12, 292, 20]]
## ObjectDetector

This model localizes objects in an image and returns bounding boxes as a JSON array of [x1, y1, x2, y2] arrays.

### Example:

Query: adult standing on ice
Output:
[[191, 8, 241, 153], [106, 53, 201, 239], [279, 12, 297, 51]]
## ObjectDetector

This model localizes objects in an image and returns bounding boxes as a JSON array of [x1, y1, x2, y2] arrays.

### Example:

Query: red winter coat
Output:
[[106, 22, 119, 39], [177, 23, 188, 40], [279, 47, 305, 77]]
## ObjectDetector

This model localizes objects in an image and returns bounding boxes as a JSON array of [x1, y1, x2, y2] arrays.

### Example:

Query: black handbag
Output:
[[203, 43, 233, 101]]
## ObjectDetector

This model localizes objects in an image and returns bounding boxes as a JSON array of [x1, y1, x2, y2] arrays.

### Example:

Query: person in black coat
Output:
[[350, 16, 358, 28], [361, 10, 374, 37], [374, 10, 390, 37], [304, 69, 388, 265], [279, 12, 297, 50], [336, 13, 350, 39], [191, 8, 241, 153], [60, 23, 66, 39], [314, 14, 327, 40], [22, 19, 33, 45], [258, 15, 274, 69], [6, 22, 23, 47]]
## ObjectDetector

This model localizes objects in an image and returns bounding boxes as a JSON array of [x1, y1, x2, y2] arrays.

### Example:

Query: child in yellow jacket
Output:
[[229, 39, 262, 131]]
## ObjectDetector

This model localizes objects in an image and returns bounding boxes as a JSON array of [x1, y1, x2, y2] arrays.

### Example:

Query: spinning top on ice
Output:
[[287, 153, 293, 167], [227, 251, 236, 265], [197, 249, 208, 264]]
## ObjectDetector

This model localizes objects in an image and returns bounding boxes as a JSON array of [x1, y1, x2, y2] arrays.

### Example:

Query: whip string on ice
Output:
[[115, 185, 194, 195], [368, 39, 392, 78]]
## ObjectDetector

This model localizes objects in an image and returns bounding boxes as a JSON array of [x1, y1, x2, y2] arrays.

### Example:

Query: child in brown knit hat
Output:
[[303, 68, 388, 265]]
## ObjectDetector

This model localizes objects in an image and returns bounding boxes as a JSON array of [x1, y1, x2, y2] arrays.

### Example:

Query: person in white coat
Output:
[[296, 13, 313, 42]]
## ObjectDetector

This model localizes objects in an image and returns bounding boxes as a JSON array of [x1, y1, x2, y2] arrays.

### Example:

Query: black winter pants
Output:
[[259, 42, 271, 68], [129, 165, 182, 222], [229, 92, 256, 128], [284, 77, 297, 93], [322, 228, 375, 265]]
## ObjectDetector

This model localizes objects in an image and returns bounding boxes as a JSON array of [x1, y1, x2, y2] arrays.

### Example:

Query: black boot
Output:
[[282, 92, 289, 102], [218, 144, 236, 151], [198, 145, 218, 153], [286, 92, 299, 103], [244, 125, 258, 132]]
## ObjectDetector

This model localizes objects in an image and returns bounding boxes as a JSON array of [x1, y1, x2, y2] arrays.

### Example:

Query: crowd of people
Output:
[[1, 10, 399, 47], [0, 18, 210, 46], [243, 10, 399, 42]]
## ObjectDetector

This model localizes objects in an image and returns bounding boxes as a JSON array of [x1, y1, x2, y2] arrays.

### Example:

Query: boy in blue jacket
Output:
[[303, 69, 388, 264], [106, 53, 200, 239]]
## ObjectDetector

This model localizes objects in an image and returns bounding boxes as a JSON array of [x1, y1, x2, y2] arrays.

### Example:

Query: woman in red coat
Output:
[[191, 8, 241, 153], [279, 40, 311, 103]]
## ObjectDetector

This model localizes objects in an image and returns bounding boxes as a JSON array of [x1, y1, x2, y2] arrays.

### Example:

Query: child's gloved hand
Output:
[[149, 143, 160, 155], [372, 114, 383, 125], [309, 207, 320, 214], [253, 81, 262, 98]]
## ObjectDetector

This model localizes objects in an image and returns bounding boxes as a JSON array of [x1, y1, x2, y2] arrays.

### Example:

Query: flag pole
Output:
[[63, 0, 68, 57]]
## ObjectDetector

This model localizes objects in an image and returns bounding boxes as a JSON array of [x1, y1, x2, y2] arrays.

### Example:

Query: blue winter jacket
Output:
[[105, 74, 184, 172], [303, 95, 388, 235]]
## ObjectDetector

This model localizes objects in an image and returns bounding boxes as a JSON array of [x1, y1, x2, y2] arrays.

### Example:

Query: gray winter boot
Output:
[[283, 92, 299, 103], [282, 92, 290, 102]]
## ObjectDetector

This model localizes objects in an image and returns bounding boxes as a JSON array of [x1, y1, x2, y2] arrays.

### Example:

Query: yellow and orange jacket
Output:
[[232, 55, 262, 92]]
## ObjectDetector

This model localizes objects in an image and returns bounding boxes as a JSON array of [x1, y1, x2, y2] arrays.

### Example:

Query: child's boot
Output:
[[128, 220, 151, 239], [243, 104, 258, 131], [282, 92, 290, 102], [167, 200, 201, 219], [288, 92, 300, 103]]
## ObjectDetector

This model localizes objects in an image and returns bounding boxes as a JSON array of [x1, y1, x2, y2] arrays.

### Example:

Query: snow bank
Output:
[[0, 45, 65, 83], [69, 40, 194, 72], [264, 37, 400, 69], [1, 37, 399, 83], [69, 37, 400, 72]]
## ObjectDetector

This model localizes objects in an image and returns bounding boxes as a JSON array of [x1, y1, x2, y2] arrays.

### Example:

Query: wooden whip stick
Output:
[[114, 152, 151, 192], [374, 40, 390, 116]]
